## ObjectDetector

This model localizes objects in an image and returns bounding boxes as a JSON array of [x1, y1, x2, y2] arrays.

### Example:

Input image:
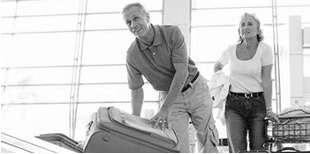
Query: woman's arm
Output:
[[214, 61, 224, 73], [262, 65, 272, 108], [262, 64, 279, 123]]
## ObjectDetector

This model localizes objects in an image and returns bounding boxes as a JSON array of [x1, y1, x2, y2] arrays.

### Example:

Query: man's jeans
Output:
[[160, 75, 219, 153], [225, 93, 267, 153]]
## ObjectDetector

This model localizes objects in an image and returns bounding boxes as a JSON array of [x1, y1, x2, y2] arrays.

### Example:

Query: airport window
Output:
[[1, 0, 310, 148], [1, 0, 163, 141]]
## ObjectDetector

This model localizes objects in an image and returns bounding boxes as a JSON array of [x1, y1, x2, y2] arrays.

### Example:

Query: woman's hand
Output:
[[266, 110, 280, 123]]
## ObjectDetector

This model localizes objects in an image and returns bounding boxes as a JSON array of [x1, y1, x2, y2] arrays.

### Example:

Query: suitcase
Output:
[[83, 106, 180, 153], [36, 133, 83, 153], [2, 131, 75, 153]]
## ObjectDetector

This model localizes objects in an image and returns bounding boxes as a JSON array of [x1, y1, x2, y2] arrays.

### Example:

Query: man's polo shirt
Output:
[[126, 24, 198, 91]]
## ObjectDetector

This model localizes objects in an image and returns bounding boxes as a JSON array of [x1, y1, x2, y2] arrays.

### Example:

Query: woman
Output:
[[213, 13, 279, 153]]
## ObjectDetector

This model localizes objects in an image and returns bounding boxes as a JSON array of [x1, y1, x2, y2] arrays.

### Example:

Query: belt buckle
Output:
[[245, 93, 252, 98]]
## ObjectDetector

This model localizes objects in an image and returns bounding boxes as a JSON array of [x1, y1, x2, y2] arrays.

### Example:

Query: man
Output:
[[122, 2, 219, 153]]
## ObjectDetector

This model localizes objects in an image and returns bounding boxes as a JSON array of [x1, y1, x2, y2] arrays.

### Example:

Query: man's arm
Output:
[[150, 63, 188, 129], [162, 63, 188, 111], [149, 26, 188, 129], [131, 87, 144, 116]]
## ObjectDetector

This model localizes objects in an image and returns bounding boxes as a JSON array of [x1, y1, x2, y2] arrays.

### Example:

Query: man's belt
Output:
[[181, 71, 200, 92]]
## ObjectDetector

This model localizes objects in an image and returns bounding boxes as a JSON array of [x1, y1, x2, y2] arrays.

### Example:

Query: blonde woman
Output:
[[214, 13, 279, 153]]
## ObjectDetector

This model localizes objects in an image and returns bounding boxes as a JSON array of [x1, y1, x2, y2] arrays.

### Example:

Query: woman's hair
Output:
[[121, 2, 148, 16], [238, 12, 264, 43]]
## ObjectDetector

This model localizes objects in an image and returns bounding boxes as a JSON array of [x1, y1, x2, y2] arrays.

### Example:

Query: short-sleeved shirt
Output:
[[218, 42, 273, 93], [126, 24, 198, 91]]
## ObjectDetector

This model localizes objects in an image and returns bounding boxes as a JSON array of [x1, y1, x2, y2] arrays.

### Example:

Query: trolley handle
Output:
[[276, 147, 301, 153], [278, 114, 310, 119]]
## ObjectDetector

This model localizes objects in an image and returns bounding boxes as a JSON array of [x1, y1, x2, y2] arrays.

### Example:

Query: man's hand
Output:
[[147, 107, 171, 130]]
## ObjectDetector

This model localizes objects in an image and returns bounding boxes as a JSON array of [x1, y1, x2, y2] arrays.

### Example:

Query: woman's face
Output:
[[123, 6, 150, 38], [239, 15, 259, 40]]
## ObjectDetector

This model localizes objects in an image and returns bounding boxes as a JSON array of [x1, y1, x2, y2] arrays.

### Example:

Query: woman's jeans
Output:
[[225, 93, 267, 153]]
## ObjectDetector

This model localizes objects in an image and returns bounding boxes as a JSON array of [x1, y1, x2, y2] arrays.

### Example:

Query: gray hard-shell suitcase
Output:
[[83, 106, 180, 153]]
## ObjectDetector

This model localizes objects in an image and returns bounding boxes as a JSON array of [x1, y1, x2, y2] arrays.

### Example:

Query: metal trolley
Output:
[[266, 115, 310, 153]]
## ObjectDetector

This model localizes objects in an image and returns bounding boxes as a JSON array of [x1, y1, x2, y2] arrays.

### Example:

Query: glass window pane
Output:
[[86, 13, 125, 30], [304, 49, 310, 77], [192, 0, 271, 9], [277, 6, 310, 24], [1, 18, 14, 33], [78, 83, 158, 102], [277, 24, 290, 49], [148, 12, 163, 25], [16, 0, 80, 15], [2, 67, 73, 85], [191, 27, 237, 62], [87, 0, 163, 13], [1, 0, 164, 143], [196, 63, 217, 81], [1, 69, 7, 85], [15, 15, 78, 33], [80, 65, 127, 83], [262, 25, 275, 46], [86, 12, 162, 30], [82, 30, 134, 65], [1, 33, 76, 67], [277, 0, 310, 6], [192, 8, 272, 26], [1, 1, 17, 16], [143, 83, 159, 101], [3, 86, 71, 104], [2, 104, 70, 136]]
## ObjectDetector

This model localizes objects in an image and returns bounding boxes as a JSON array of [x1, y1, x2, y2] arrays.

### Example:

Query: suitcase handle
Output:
[[120, 111, 128, 125], [108, 107, 151, 135]]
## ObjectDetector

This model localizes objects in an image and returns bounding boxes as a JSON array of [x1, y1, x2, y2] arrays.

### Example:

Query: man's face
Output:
[[123, 6, 150, 38], [239, 15, 259, 40]]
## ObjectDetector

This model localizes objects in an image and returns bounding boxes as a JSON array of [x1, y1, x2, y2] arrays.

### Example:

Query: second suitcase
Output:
[[83, 106, 180, 153], [36, 133, 83, 153]]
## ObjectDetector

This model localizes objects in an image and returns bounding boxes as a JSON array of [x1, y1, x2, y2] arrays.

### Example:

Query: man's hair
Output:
[[121, 2, 148, 15], [238, 12, 264, 43]]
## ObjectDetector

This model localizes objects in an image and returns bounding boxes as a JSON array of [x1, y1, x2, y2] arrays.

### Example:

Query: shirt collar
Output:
[[136, 24, 162, 51]]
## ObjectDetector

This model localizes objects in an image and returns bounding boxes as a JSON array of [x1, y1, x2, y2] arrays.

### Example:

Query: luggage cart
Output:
[[266, 115, 310, 153]]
